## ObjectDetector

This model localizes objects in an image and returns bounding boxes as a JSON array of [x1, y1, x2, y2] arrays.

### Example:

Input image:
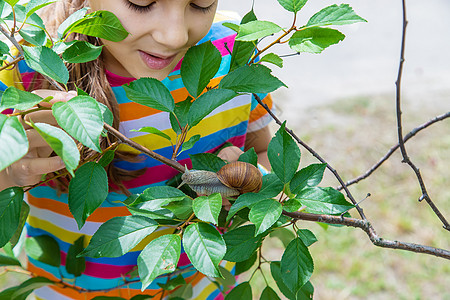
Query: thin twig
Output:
[[338, 111, 450, 189], [283, 210, 450, 260], [394, 0, 449, 231], [0, 25, 23, 56], [0, 56, 24, 72], [252, 93, 368, 222]]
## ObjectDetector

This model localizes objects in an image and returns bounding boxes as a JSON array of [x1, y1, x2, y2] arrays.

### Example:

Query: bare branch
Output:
[[0, 25, 23, 56], [338, 111, 450, 189], [394, 0, 449, 231], [283, 211, 450, 260]]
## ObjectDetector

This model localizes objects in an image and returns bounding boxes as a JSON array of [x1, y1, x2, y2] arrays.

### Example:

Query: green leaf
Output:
[[65, 235, 86, 277], [226, 193, 267, 222], [223, 224, 265, 262], [270, 262, 296, 300], [182, 223, 226, 277], [236, 20, 283, 41], [57, 8, 89, 38], [187, 89, 238, 127], [0, 115, 28, 172], [11, 277, 54, 299], [268, 122, 300, 183], [9, 200, 29, 248], [25, 235, 61, 267], [297, 281, 314, 300], [234, 252, 257, 275], [62, 40, 103, 63], [80, 215, 158, 258], [0, 286, 31, 300], [138, 234, 181, 290], [224, 281, 252, 300], [164, 197, 193, 220], [190, 153, 226, 172], [289, 27, 345, 54], [0, 253, 21, 267], [277, 0, 308, 13], [260, 286, 281, 300], [283, 198, 302, 212], [68, 162, 108, 229], [0, 187, 24, 248], [127, 205, 175, 220], [181, 41, 222, 98], [131, 126, 172, 142], [0, 40, 10, 55], [258, 173, 284, 198], [290, 163, 327, 194], [52, 95, 103, 153], [25, 0, 55, 17], [229, 9, 257, 72], [260, 53, 283, 68], [222, 22, 240, 33], [31, 122, 80, 176], [22, 45, 69, 84], [69, 10, 129, 42], [215, 265, 236, 292], [98, 149, 115, 167], [306, 4, 367, 27], [0, 87, 43, 112], [132, 186, 187, 207], [281, 238, 314, 294], [169, 96, 192, 134], [181, 134, 200, 153], [249, 199, 282, 236], [192, 193, 222, 225], [219, 64, 286, 93], [4, 0, 19, 7], [123, 77, 175, 113], [297, 229, 317, 247], [157, 274, 186, 291], [269, 227, 296, 248], [238, 148, 258, 167], [98, 102, 113, 126], [168, 283, 193, 299], [296, 187, 354, 215], [19, 26, 47, 46]]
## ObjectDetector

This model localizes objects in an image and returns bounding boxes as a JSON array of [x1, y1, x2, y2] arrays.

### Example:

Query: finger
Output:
[[217, 146, 244, 162], [15, 156, 66, 177], [27, 129, 51, 148], [32, 90, 77, 107], [24, 110, 58, 126]]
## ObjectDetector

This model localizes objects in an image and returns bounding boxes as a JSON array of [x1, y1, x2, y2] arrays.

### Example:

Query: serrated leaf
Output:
[[0, 286, 31, 300], [270, 262, 296, 299], [223, 224, 265, 262], [0, 87, 43, 112], [249, 199, 282, 236], [226, 193, 267, 222], [57, 8, 88, 38], [132, 186, 187, 208], [0, 115, 28, 172], [19, 26, 47, 46], [216, 265, 236, 292], [52, 95, 103, 153], [306, 4, 367, 27], [187, 89, 238, 127], [258, 173, 284, 198], [283, 198, 302, 212], [4, 0, 19, 7], [169, 96, 192, 134], [22, 45, 69, 84], [157, 274, 186, 291], [0, 187, 24, 248], [238, 148, 258, 167], [183, 223, 226, 277], [297, 281, 314, 299], [25, 235, 61, 267], [65, 235, 86, 276], [236, 20, 283, 41], [0, 253, 21, 267], [269, 227, 296, 248], [260, 53, 283, 68], [281, 238, 314, 294], [31, 122, 80, 176], [98, 149, 115, 167], [138, 234, 181, 290], [268, 122, 300, 183], [25, 0, 55, 17], [290, 163, 327, 194], [277, 0, 308, 13], [11, 277, 54, 299], [181, 134, 200, 153], [190, 153, 226, 172], [9, 200, 29, 248], [0, 40, 10, 55], [192, 193, 222, 225], [296, 187, 354, 215], [68, 10, 129, 42], [164, 197, 193, 220], [123, 77, 175, 112], [289, 27, 345, 54], [131, 126, 172, 142], [222, 22, 240, 33], [229, 40, 255, 72], [98, 102, 113, 126], [68, 162, 108, 229], [62, 40, 103, 63], [234, 252, 257, 275], [225, 281, 252, 300], [260, 286, 281, 300], [181, 41, 222, 98], [297, 229, 317, 247], [219, 64, 286, 93], [80, 215, 158, 258]]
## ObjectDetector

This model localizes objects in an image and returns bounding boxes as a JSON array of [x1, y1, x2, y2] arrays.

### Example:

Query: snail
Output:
[[180, 161, 263, 197]]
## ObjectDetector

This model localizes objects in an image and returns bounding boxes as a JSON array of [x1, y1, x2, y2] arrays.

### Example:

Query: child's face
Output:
[[88, 0, 218, 79]]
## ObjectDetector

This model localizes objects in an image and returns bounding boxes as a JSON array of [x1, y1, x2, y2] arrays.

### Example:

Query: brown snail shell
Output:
[[216, 161, 262, 194]]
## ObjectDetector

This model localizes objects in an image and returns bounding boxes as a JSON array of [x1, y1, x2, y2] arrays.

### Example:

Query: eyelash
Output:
[[126, 1, 214, 13]]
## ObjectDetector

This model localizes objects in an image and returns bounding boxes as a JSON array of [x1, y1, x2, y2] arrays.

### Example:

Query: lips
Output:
[[139, 50, 176, 70]]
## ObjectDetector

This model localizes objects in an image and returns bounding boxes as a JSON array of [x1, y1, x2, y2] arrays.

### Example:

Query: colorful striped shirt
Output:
[[0, 13, 273, 300]]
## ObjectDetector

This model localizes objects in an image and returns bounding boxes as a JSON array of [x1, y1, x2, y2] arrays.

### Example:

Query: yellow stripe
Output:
[[118, 103, 251, 154], [193, 261, 236, 299]]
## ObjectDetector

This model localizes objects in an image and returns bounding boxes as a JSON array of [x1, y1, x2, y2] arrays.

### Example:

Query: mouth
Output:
[[139, 50, 177, 70]]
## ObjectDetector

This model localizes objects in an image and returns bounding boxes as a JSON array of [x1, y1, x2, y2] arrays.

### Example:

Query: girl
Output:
[[0, 0, 274, 299]]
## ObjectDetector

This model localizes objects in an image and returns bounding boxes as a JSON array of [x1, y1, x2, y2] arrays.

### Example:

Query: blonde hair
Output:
[[37, 0, 145, 195]]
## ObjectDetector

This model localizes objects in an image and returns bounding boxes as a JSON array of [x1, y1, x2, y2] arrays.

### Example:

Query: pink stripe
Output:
[[61, 251, 136, 279], [177, 252, 191, 267], [21, 72, 37, 90], [1, 108, 13, 114], [212, 35, 236, 57]]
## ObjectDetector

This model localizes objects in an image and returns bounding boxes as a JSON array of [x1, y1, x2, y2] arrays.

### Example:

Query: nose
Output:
[[152, 9, 189, 50]]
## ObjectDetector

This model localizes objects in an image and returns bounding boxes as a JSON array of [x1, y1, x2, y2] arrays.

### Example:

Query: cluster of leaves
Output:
[[0, 0, 365, 299]]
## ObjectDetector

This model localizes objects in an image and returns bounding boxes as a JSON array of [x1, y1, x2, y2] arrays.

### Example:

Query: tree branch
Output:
[[394, 0, 449, 231], [283, 211, 450, 260]]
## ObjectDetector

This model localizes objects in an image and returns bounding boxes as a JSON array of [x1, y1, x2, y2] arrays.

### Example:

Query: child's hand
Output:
[[0, 90, 77, 189], [217, 146, 243, 163]]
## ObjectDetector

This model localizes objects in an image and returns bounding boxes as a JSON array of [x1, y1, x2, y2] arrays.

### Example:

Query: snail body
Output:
[[181, 161, 263, 197]]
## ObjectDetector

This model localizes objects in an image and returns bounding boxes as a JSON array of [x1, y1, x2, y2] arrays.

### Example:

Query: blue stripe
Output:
[[18, 59, 33, 73]]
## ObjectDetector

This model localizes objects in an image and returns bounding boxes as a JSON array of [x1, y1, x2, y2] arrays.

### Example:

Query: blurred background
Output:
[[217, 1, 450, 299]]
